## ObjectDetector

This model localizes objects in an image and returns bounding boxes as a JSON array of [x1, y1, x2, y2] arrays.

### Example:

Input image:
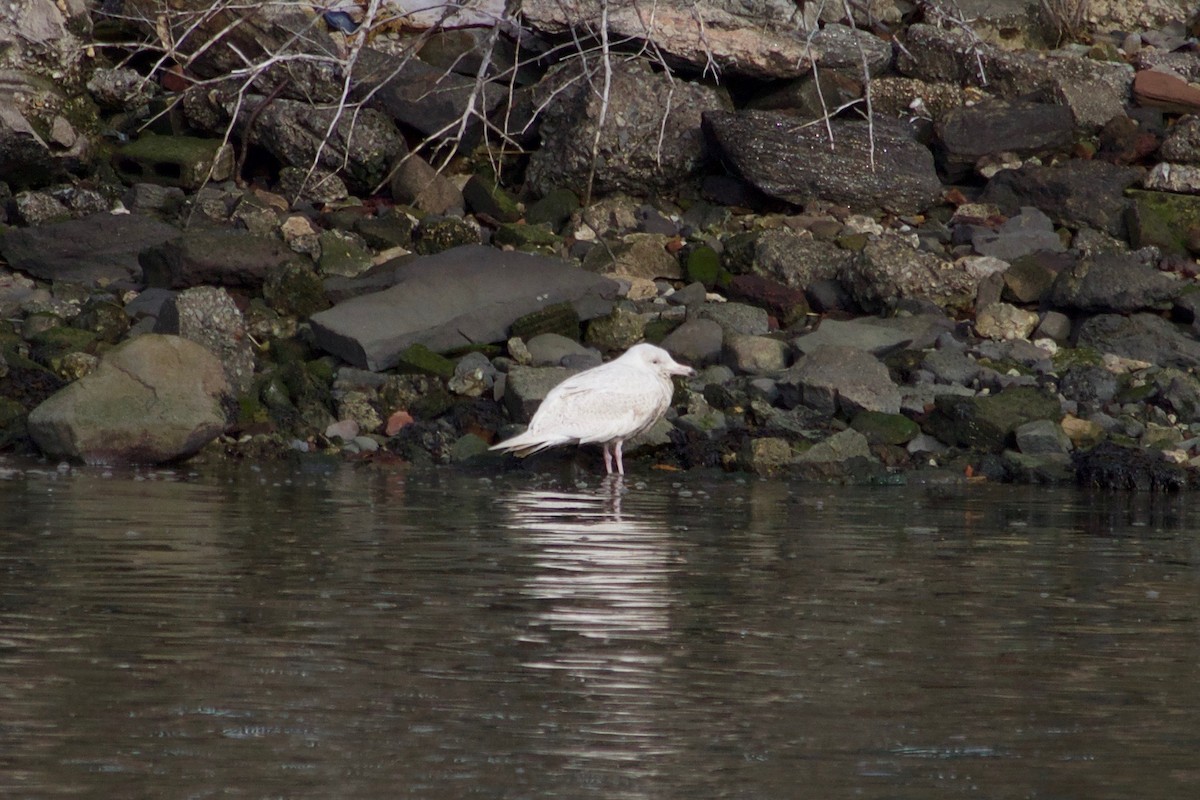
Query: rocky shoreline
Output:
[[2, 1, 1200, 488]]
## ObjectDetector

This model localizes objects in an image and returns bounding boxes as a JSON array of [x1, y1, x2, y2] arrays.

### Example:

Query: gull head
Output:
[[625, 343, 696, 379]]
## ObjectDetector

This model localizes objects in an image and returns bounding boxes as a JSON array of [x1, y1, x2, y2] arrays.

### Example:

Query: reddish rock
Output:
[[726, 274, 810, 327], [386, 410, 415, 436], [1133, 70, 1200, 113]]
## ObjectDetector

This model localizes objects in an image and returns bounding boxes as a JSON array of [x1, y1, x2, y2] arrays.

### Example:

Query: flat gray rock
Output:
[[794, 318, 916, 357], [309, 245, 620, 371], [1, 212, 180, 287]]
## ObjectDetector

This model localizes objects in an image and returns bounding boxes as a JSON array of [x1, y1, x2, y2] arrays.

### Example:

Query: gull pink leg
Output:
[[603, 443, 614, 474], [614, 440, 625, 475]]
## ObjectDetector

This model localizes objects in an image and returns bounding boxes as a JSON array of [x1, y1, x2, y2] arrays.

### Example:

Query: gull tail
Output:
[[490, 428, 572, 457]]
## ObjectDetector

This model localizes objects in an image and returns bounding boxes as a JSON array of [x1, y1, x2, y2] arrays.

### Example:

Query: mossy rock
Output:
[[509, 302, 580, 341], [27, 326, 97, 368], [394, 343, 456, 379], [851, 410, 919, 445], [1051, 346, 1103, 371], [525, 188, 580, 229], [354, 211, 415, 251], [492, 221, 561, 251], [0, 397, 28, 448], [317, 230, 373, 278], [685, 244, 722, 286], [926, 386, 1062, 452], [263, 261, 331, 319], [585, 308, 647, 351], [642, 317, 682, 343], [1127, 189, 1200, 256], [462, 174, 522, 223], [72, 297, 130, 344]]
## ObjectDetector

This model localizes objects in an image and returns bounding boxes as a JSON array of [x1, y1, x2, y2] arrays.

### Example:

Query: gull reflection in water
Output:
[[498, 477, 683, 791]]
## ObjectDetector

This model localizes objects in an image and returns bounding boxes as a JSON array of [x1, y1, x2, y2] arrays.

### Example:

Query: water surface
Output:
[[2, 461, 1198, 797]]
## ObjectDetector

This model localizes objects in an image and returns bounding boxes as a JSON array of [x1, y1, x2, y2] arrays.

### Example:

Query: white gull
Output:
[[490, 343, 695, 475]]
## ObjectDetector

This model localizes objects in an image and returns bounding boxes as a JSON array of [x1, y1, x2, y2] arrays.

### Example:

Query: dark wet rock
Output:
[[783, 345, 901, 416], [970, 206, 1065, 261], [0, 213, 180, 288], [526, 59, 727, 198], [660, 318, 725, 367], [925, 386, 1062, 453], [154, 286, 257, 395], [139, 228, 298, 290], [309, 246, 619, 370], [389, 154, 464, 216], [1074, 441, 1192, 491], [522, 0, 814, 80], [840, 234, 978, 314], [27, 334, 230, 465], [1158, 115, 1200, 165], [704, 111, 942, 214], [1076, 313, 1200, 371], [1096, 112, 1163, 165], [979, 160, 1144, 237], [805, 277, 857, 314], [1154, 368, 1200, 423], [352, 48, 504, 143], [1058, 365, 1119, 409], [185, 92, 406, 194], [1126, 189, 1200, 256], [897, 24, 1131, 129], [1048, 251, 1181, 313], [936, 99, 1075, 181]]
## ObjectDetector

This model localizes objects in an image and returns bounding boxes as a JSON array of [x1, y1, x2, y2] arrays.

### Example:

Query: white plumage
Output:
[[490, 343, 696, 475]]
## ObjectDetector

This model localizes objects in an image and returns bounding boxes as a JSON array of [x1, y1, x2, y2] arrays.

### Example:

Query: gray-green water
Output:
[[2, 460, 1199, 798]]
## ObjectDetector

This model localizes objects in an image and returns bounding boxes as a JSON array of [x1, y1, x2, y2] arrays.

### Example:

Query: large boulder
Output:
[[525, 59, 729, 199], [27, 335, 231, 464], [521, 0, 816, 79], [704, 111, 943, 214], [309, 245, 620, 371]]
